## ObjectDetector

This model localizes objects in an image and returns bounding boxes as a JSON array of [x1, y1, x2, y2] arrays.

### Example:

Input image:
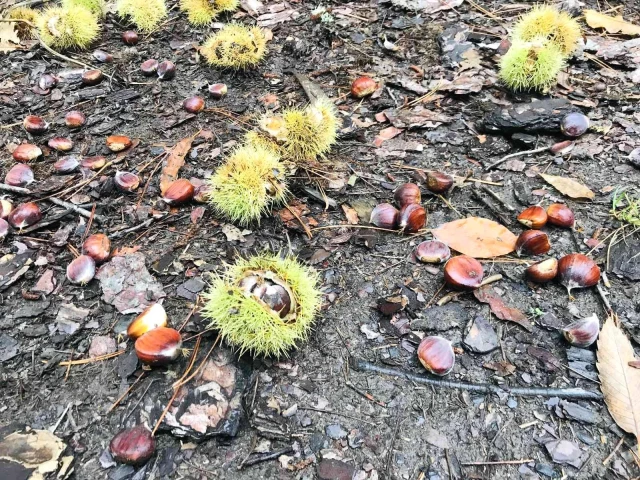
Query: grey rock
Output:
[[559, 401, 598, 424], [463, 316, 498, 353], [325, 424, 348, 440], [0, 335, 18, 363], [545, 439, 582, 467], [412, 303, 465, 332]]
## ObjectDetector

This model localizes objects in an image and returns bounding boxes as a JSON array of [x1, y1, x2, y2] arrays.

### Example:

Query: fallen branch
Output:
[[239, 447, 294, 469], [461, 459, 534, 466], [484, 146, 550, 171], [350, 358, 603, 401]]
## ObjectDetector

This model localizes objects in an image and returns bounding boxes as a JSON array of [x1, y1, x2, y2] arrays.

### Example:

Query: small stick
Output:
[[480, 185, 515, 212], [345, 381, 386, 407], [240, 447, 294, 469], [297, 406, 377, 426], [58, 350, 124, 366], [121, 379, 156, 425], [284, 203, 312, 239], [107, 372, 147, 413], [49, 402, 72, 433], [596, 283, 613, 314], [461, 459, 534, 466], [485, 146, 550, 171], [350, 358, 603, 401], [603, 437, 624, 465]]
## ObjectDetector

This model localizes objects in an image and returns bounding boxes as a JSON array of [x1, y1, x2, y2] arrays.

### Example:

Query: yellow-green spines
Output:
[[512, 5, 581, 55], [37, 6, 99, 50], [116, 0, 167, 33], [201, 24, 267, 68], [246, 99, 339, 164], [7, 7, 40, 40], [201, 253, 322, 357], [61, 0, 107, 18], [207, 143, 287, 225], [215, 0, 239, 12], [179, 0, 218, 25], [500, 38, 564, 91]]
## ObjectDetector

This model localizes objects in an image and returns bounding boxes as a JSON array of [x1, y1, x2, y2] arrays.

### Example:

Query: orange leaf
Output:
[[432, 217, 517, 258], [341, 204, 359, 225], [160, 136, 194, 194]]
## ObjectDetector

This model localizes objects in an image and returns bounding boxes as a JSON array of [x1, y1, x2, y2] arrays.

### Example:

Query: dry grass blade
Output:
[[597, 315, 640, 455]]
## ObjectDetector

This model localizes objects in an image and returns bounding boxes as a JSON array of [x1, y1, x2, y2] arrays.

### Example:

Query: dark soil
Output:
[[1, 1, 640, 479]]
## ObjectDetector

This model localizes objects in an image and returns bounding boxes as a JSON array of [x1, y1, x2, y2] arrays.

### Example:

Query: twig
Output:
[[49, 402, 72, 433], [385, 407, 404, 477], [484, 146, 550, 171], [240, 447, 294, 469], [122, 379, 156, 425], [58, 350, 124, 366], [603, 436, 625, 465], [350, 358, 603, 401], [480, 185, 515, 211], [345, 381, 386, 407], [596, 283, 613, 314], [109, 217, 159, 239], [107, 372, 147, 413], [461, 459, 534, 466]]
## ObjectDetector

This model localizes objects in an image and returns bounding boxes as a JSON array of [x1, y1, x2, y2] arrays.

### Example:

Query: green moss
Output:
[[201, 253, 322, 357], [116, 0, 167, 33], [37, 6, 99, 50], [500, 38, 564, 91]]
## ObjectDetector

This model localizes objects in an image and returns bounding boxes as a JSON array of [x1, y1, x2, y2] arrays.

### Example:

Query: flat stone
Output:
[[326, 424, 348, 440], [0, 335, 18, 362], [609, 234, 640, 280], [545, 439, 582, 467], [412, 303, 464, 332], [559, 401, 598, 424], [463, 316, 498, 353], [423, 428, 450, 449], [317, 458, 355, 480]]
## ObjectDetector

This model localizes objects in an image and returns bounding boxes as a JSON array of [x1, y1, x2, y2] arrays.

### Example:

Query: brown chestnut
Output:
[[557, 253, 600, 294], [0, 218, 9, 241], [109, 424, 155, 466], [66, 254, 96, 284], [525, 258, 558, 283], [38, 74, 58, 90], [563, 314, 599, 348], [65, 110, 86, 128], [106, 135, 132, 152], [351, 76, 377, 98], [370, 203, 398, 229], [426, 171, 453, 194], [93, 49, 113, 63], [81, 156, 107, 170], [5, 164, 34, 187], [0, 200, 13, 219], [114, 171, 140, 192], [157, 61, 176, 80], [183, 96, 205, 114], [546, 204, 574, 228], [163, 179, 194, 205], [417, 336, 455, 376], [394, 183, 421, 208], [140, 59, 159, 76], [127, 304, 168, 339], [135, 327, 182, 365], [561, 112, 590, 138], [516, 230, 550, 256], [121, 30, 139, 45], [517, 206, 547, 229], [8, 202, 42, 229], [398, 204, 426, 233], [443, 255, 484, 290], [82, 233, 111, 263], [12, 143, 42, 162], [48, 137, 74, 152], [415, 240, 450, 264], [54, 156, 81, 173], [23, 115, 48, 135], [208, 83, 227, 99], [81, 69, 103, 86]]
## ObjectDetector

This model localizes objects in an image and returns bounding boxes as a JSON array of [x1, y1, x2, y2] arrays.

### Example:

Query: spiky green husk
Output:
[[500, 38, 564, 91], [246, 99, 339, 164], [180, 0, 218, 25], [512, 5, 581, 55], [215, 0, 239, 12], [201, 253, 322, 357], [116, 0, 167, 33], [37, 6, 99, 50], [201, 23, 267, 68], [207, 143, 287, 225], [61, 0, 106, 18], [7, 7, 40, 39]]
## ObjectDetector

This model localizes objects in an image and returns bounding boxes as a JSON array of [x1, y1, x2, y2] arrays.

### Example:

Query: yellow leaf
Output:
[[597, 316, 640, 455], [432, 217, 517, 258], [584, 10, 640, 36], [160, 136, 194, 194], [0, 22, 22, 54], [539, 173, 595, 200]]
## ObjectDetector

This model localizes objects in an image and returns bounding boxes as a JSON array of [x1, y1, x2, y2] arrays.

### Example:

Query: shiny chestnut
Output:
[[114, 171, 140, 192], [66, 255, 96, 284], [525, 258, 558, 283], [516, 230, 550, 256], [23, 115, 48, 135], [135, 327, 182, 366], [208, 83, 227, 99], [54, 156, 80, 173], [121, 30, 139, 45], [106, 135, 132, 152], [517, 206, 547, 229], [81, 69, 103, 86], [157, 61, 176, 80], [415, 240, 450, 264], [140, 59, 159, 76], [426, 171, 453, 194], [82, 233, 111, 263], [65, 110, 86, 128], [370, 203, 398, 229], [398, 204, 426, 233], [417, 336, 455, 376], [183, 96, 205, 114], [5, 164, 34, 187], [350, 76, 377, 98], [12, 143, 42, 162], [563, 314, 599, 348], [394, 183, 421, 208], [557, 253, 600, 294], [127, 304, 168, 339], [109, 424, 155, 466], [561, 112, 590, 138], [8, 202, 42, 229], [546, 204, 574, 228], [48, 137, 74, 152], [443, 255, 484, 290], [163, 179, 194, 205], [81, 156, 107, 170]]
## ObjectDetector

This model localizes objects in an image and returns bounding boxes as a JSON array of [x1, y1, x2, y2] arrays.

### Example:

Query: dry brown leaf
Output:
[[584, 10, 640, 36], [597, 316, 640, 454], [432, 217, 517, 258], [160, 136, 194, 194], [0, 22, 22, 54], [473, 286, 533, 331], [342, 204, 359, 225], [539, 173, 595, 200]]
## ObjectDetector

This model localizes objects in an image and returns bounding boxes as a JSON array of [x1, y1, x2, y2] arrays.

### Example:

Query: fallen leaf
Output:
[[111, 245, 141, 256], [473, 286, 533, 331], [221, 224, 245, 242], [341, 204, 359, 225], [373, 126, 404, 147], [597, 316, 640, 453], [584, 10, 640, 36], [432, 217, 517, 258], [539, 173, 595, 200], [0, 22, 21, 54], [483, 361, 516, 376], [0, 429, 66, 478], [160, 136, 194, 194]]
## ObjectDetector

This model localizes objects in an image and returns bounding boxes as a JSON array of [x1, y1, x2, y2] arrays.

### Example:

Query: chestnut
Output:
[[398, 204, 426, 233], [48, 137, 74, 152], [81, 155, 107, 170], [5, 164, 34, 187], [8, 202, 42, 229], [525, 258, 558, 283], [563, 314, 599, 348], [417, 336, 455, 376], [517, 206, 547, 229], [109, 424, 155, 466], [54, 156, 80, 173], [140, 59, 159, 76], [0, 218, 9, 241], [121, 30, 139, 45], [0, 199, 13, 219], [546, 204, 574, 228], [65, 110, 86, 128], [550, 140, 574, 155], [106, 135, 132, 152], [81, 69, 103, 86], [443, 255, 484, 290], [415, 240, 450, 264], [114, 171, 140, 192], [163, 179, 194, 205], [82, 233, 111, 263], [93, 49, 113, 63], [394, 183, 421, 208], [66, 255, 96, 284], [516, 230, 550, 256], [193, 184, 211, 203], [350, 76, 377, 98], [12, 143, 42, 162], [426, 171, 453, 194], [183, 96, 205, 114], [561, 112, 590, 138], [23, 115, 48, 135], [135, 327, 182, 366], [208, 83, 227, 99], [38, 74, 58, 90], [370, 203, 398, 229], [157, 61, 176, 80], [127, 304, 168, 339], [557, 253, 600, 294]]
